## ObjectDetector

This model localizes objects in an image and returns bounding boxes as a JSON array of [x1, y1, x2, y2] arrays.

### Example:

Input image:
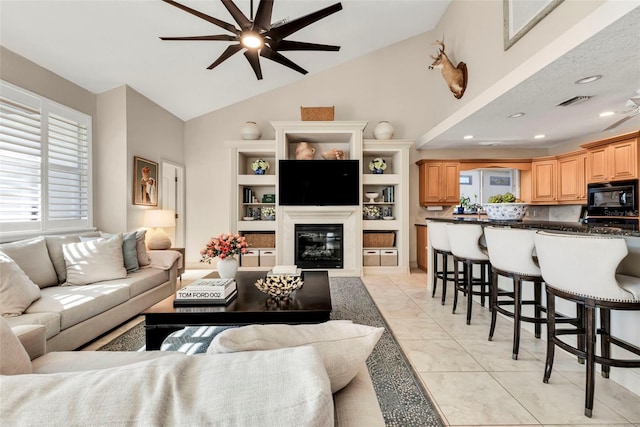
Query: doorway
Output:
[[161, 161, 185, 247]]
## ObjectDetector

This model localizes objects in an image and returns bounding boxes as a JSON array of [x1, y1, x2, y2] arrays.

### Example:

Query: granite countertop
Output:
[[424, 216, 640, 238]]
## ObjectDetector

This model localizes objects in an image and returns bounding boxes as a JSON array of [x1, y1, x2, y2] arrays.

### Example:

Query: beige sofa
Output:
[[0, 232, 180, 352], [3, 322, 386, 426]]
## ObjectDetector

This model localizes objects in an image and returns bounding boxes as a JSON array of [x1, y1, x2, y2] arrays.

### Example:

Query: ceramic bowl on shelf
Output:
[[365, 192, 379, 203], [383, 216, 394, 220], [242, 217, 255, 221]]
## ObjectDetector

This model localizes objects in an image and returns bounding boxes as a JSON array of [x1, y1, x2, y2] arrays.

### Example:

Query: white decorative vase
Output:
[[217, 256, 239, 279], [240, 121, 262, 140], [373, 121, 394, 140]]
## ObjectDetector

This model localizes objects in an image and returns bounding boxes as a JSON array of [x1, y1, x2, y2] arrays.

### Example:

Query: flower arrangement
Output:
[[363, 205, 381, 219], [261, 207, 275, 219], [251, 159, 270, 174], [368, 158, 387, 173], [200, 233, 249, 263]]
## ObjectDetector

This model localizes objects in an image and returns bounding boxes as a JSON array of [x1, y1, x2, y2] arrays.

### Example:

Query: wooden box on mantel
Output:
[[300, 106, 334, 121]]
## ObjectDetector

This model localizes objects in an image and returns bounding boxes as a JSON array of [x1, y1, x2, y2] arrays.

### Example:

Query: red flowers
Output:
[[200, 233, 248, 263]]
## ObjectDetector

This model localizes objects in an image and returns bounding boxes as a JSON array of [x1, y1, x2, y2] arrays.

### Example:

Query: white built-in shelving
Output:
[[227, 123, 412, 275]]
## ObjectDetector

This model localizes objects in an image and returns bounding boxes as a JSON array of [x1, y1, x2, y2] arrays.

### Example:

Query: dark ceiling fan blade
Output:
[[162, 0, 239, 34], [603, 114, 634, 131], [267, 2, 342, 40], [253, 0, 274, 31], [221, 0, 252, 31], [207, 44, 244, 69], [244, 50, 263, 80], [160, 35, 238, 41], [269, 39, 340, 51], [260, 46, 308, 75]]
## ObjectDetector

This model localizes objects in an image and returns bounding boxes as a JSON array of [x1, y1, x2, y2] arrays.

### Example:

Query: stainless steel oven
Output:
[[586, 179, 638, 217]]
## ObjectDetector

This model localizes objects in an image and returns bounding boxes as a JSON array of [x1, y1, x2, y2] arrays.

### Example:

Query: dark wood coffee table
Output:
[[143, 270, 332, 350]]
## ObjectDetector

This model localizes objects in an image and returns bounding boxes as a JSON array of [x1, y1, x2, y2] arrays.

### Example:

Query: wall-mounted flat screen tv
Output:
[[279, 160, 360, 206]]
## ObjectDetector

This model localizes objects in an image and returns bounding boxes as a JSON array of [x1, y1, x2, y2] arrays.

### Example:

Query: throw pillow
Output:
[[44, 235, 81, 283], [63, 235, 127, 286], [136, 230, 151, 266], [0, 237, 58, 288], [208, 320, 384, 392], [99, 232, 139, 272], [0, 316, 32, 375], [0, 252, 41, 317]]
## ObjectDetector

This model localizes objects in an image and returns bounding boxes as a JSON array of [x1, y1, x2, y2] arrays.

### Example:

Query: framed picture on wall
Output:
[[133, 156, 158, 206], [503, 0, 564, 50]]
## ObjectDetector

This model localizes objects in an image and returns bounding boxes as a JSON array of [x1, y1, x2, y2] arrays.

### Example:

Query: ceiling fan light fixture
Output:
[[575, 75, 602, 84], [241, 32, 263, 49]]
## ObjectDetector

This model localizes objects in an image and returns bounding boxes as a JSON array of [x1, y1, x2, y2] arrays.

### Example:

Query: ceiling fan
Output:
[[603, 90, 640, 131], [160, 0, 343, 80]]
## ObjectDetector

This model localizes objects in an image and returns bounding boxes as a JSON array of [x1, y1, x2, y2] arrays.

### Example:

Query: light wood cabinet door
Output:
[[609, 139, 637, 180], [586, 137, 638, 183], [557, 152, 587, 202], [419, 163, 443, 204], [418, 161, 460, 205], [442, 162, 461, 204], [416, 225, 428, 272], [532, 159, 557, 203]]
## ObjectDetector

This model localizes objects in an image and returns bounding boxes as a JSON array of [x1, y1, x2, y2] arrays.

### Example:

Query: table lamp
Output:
[[144, 209, 175, 250]]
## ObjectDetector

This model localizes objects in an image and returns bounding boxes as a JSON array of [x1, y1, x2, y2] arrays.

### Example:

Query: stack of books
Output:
[[267, 265, 302, 277], [173, 278, 237, 307]]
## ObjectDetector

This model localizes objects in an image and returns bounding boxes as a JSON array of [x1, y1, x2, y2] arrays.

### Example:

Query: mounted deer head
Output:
[[428, 39, 468, 99]]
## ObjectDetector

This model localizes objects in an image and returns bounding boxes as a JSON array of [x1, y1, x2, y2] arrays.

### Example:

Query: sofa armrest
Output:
[[333, 364, 385, 427], [12, 325, 46, 360], [147, 250, 182, 271]]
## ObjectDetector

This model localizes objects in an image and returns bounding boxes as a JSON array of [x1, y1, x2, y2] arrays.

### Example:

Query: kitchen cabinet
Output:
[[416, 160, 460, 205], [531, 157, 557, 203], [583, 132, 639, 183], [416, 224, 428, 272], [556, 151, 587, 203]]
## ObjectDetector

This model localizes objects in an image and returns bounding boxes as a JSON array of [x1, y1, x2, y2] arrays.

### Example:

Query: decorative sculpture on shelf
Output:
[[295, 142, 316, 160], [428, 38, 468, 99]]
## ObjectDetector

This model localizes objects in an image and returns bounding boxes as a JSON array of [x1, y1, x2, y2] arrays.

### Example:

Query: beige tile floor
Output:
[[362, 270, 640, 427]]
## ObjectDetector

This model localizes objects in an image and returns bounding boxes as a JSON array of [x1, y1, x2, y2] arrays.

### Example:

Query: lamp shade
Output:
[[144, 210, 175, 228]]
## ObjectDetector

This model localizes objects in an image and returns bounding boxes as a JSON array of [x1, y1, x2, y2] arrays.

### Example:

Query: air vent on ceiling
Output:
[[556, 96, 592, 107]]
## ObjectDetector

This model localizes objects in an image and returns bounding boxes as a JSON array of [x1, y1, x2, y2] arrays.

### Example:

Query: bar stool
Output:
[[446, 223, 492, 325], [534, 231, 640, 418], [484, 226, 546, 360], [428, 221, 462, 305]]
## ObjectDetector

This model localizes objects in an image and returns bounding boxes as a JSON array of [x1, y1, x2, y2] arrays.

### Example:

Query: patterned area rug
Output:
[[98, 277, 444, 426]]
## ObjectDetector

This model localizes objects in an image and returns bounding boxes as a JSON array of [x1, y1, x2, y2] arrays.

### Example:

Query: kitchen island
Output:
[[425, 216, 640, 238]]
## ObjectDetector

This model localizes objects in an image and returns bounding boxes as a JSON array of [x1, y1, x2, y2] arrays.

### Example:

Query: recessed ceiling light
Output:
[[534, 134, 546, 139], [463, 135, 474, 140], [575, 75, 602, 84], [507, 112, 525, 118], [599, 111, 615, 117]]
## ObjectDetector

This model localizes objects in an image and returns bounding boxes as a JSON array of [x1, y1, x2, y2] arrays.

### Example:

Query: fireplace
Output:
[[295, 224, 343, 269]]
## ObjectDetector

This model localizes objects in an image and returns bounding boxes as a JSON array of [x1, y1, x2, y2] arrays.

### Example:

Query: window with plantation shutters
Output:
[[0, 81, 91, 235]]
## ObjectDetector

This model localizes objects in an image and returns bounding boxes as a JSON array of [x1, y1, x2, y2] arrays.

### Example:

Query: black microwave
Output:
[[586, 179, 638, 217]]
